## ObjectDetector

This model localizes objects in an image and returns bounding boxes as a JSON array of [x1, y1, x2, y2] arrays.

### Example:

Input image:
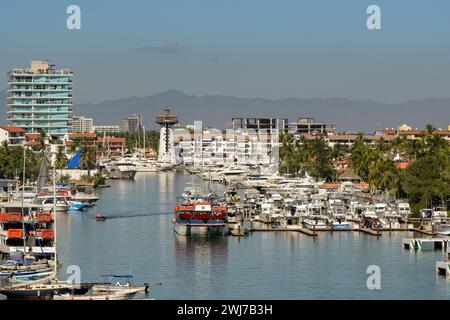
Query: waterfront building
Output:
[[63, 133, 125, 156], [155, 108, 179, 164], [231, 117, 289, 133], [7, 60, 73, 137], [92, 125, 121, 134], [122, 114, 143, 132], [96, 137, 126, 156], [70, 116, 93, 134], [326, 133, 395, 147], [0, 125, 26, 146], [288, 117, 336, 135]]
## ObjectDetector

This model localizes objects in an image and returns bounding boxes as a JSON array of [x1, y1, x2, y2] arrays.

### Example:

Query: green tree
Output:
[[55, 147, 68, 178], [80, 146, 97, 176]]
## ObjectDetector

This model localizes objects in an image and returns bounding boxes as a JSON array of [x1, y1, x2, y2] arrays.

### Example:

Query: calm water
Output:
[[55, 171, 450, 300]]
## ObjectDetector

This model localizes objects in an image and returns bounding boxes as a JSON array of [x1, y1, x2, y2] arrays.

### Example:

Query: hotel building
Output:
[[7, 61, 73, 137]]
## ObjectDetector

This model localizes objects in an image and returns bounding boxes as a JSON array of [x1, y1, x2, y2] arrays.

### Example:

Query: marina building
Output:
[[63, 133, 126, 156], [173, 127, 278, 166], [7, 61, 73, 137], [122, 114, 143, 132], [289, 117, 336, 135], [0, 125, 26, 146], [70, 116, 93, 134]]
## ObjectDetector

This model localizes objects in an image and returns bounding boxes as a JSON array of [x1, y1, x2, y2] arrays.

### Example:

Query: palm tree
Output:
[[368, 159, 398, 194], [80, 146, 96, 176], [55, 147, 68, 178], [37, 129, 47, 151]]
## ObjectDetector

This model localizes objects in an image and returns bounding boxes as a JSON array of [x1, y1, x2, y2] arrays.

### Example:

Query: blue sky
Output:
[[1, 0, 450, 103]]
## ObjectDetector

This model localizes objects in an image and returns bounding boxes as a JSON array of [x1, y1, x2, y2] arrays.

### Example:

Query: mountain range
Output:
[[1, 89, 449, 132]]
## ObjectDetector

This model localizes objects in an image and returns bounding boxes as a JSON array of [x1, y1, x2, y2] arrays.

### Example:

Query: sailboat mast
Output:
[[53, 166, 57, 276], [143, 126, 146, 159], [21, 147, 26, 260]]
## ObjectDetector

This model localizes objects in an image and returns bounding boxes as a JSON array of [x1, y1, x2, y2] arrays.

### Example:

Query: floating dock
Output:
[[436, 261, 450, 277], [402, 238, 448, 251]]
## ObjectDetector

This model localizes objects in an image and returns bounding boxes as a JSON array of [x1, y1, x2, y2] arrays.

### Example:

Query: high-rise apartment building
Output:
[[7, 60, 73, 137]]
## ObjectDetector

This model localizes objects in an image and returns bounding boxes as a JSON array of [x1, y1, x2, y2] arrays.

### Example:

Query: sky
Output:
[[1, 0, 450, 104]]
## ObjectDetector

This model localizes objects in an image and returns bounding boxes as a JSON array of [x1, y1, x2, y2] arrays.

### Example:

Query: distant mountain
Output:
[[75, 90, 450, 132], [1, 89, 449, 132]]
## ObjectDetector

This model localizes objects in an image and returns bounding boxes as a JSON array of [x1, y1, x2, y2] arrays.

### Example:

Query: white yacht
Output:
[[11, 186, 37, 203], [397, 202, 412, 222], [107, 159, 137, 180], [433, 206, 448, 224], [40, 196, 69, 213]]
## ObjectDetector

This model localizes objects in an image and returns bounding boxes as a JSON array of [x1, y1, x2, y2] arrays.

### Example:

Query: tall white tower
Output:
[[155, 108, 179, 164]]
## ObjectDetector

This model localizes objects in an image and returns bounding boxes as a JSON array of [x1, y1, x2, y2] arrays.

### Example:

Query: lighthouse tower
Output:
[[155, 107, 179, 164]]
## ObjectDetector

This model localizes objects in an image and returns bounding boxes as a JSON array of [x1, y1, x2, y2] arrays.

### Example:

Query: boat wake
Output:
[[88, 212, 173, 220]]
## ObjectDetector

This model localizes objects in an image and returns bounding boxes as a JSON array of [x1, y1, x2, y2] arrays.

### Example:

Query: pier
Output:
[[402, 238, 448, 251]]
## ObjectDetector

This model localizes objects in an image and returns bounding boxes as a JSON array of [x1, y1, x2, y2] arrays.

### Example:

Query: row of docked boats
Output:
[[9, 184, 100, 212], [182, 164, 449, 233]]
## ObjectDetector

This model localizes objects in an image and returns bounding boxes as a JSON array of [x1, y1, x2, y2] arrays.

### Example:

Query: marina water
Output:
[[55, 171, 450, 299]]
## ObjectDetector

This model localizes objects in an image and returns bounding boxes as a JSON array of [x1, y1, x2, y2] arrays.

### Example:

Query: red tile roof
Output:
[[68, 133, 97, 139], [25, 134, 39, 140], [0, 125, 26, 133], [97, 137, 126, 143]]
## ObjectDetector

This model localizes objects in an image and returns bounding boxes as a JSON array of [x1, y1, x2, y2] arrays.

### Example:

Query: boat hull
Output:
[[174, 222, 227, 236], [108, 170, 137, 180]]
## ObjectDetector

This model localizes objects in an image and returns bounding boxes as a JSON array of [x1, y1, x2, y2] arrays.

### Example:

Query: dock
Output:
[[250, 225, 318, 236], [359, 228, 382, 236], [402, 238, 448, 251], [436, 261, 450, 277]]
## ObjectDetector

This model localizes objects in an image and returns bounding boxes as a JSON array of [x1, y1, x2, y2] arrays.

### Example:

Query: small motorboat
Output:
[[92, 282, 149, 294], [53, 292, 135, 300], [0, 282, 92, 299], [68, 201, 88, 211], [96, 214, 107, 221]]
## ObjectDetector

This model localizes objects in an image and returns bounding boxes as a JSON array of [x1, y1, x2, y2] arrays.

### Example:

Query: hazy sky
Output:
[[1, 0, 450, 103]]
